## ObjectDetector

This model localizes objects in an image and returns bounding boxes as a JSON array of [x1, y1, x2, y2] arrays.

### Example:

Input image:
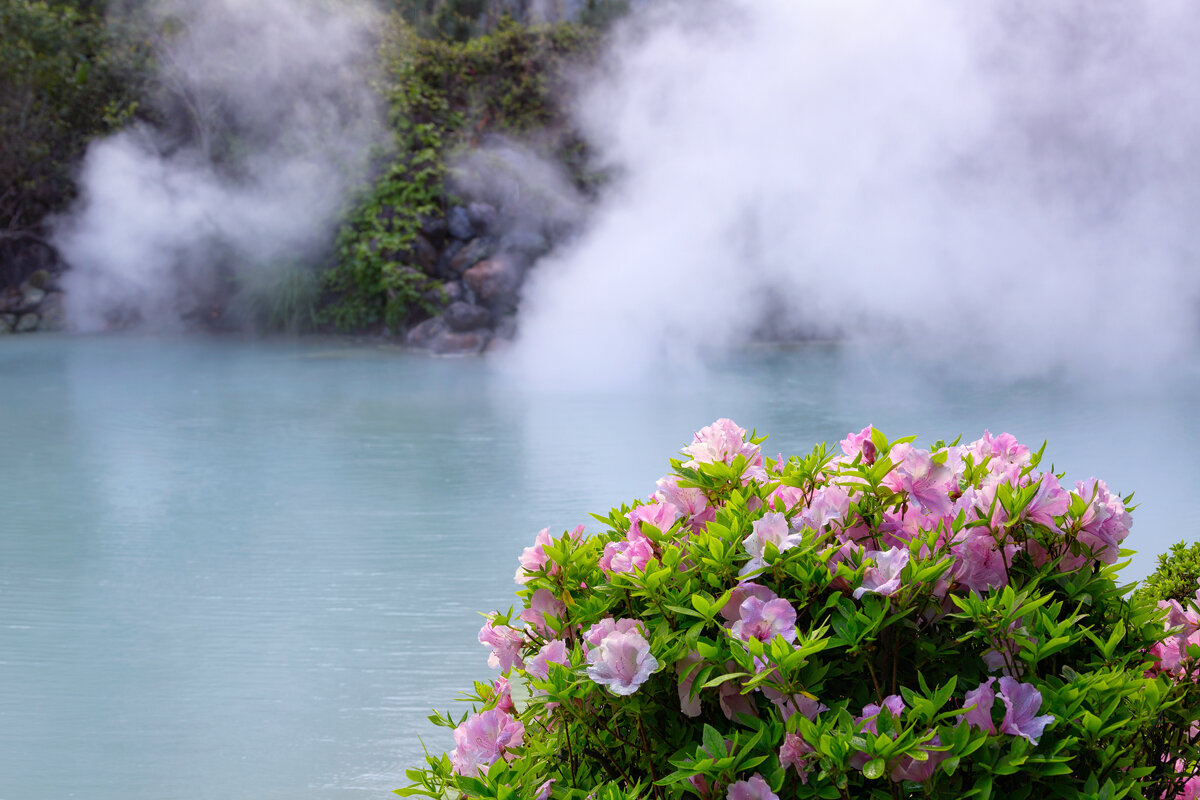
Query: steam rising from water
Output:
[[511, 0, 1200, 384], [54, 0, 384, 331]]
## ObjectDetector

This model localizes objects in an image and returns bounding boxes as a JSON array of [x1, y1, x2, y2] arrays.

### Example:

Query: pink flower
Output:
[[585, 627, 659, 695], [889, 735, 947, 783], [853, 547, 910, 599], [779, 733, 815, 784], [491, 676, 515, 714], [521, 588, 566, 635], [883, 443, 955, 517], [765, 484, 807, 512], [599, 531, 655, 574], [719, 671, 758, 721], [449, 708, 525, 777], [968, 431, 1031, 484], [526, 639, 570, 680], [841, 425, 878, 464], [535, 779, 555, 800], [726, 773, 778, 800], [582, 617, 644, 650], [515, 524, 584, 584], [1071, 478, 1131, 565], [655, 475, 715, 529], [951, 531, 1014, 595], [762, 688, 827, 722], [731, 596, 797, 643], [676, 651, 703, 717], [479, 617, 525, 672], [628, 501, 681, 538], [1023, 473, 1070, 529], [720, 582, 778, 622], [683, 418, 762, 468], [997, 677, 1055, 744], [961, 677, 996, 733], [858, 695, 906, 734], [796, 485, 851, 532], [741, 511, 800, 574]]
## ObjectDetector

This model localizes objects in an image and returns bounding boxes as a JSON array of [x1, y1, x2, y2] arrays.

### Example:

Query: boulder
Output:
[[431, 329, 490, 356], [0, 289, 21, 314], [38, 292, 66, 331], [467, 202, 498, 233], [409, 234, 439, 273], [499, 228, 550, 259], [405, 316, 448, 348], [15, 313, 39, 332], [463, 255, 522, 314], [447, 206, 474, 240], [435, 240, 464, 277], [20, 285, 45, 310], [443, 301, 491, 332], [445, 237, 495, 277], [0, 315, 12, 333], [419, 213, 447, 241]]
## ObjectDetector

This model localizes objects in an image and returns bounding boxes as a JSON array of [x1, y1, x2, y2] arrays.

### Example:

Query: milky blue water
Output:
[[1, 335, 1197, 799]]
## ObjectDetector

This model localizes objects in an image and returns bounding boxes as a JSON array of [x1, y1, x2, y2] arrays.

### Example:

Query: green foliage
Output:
[[400, 424, 1199, 800], [319, 16, 597, 332], [1137, 539, 1200, 605], [0, 0, 148, 230]]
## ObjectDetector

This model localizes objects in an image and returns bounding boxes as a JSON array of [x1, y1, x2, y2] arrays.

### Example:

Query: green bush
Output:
[[0, 0, 147, 231], [1138, 540, 1200, 605], [318, 17, 597, 333], [400, 422, 1199, 800]]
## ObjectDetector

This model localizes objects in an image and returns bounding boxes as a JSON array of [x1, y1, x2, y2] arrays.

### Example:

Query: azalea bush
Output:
[[400, 420, 1200, 800]]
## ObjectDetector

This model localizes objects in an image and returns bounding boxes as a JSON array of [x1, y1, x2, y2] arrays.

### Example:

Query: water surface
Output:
[[1, 336, 1196, 799]]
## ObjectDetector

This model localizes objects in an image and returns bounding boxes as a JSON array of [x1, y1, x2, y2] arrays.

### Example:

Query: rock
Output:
[[410, 234, 439, 273], [441, 280, 468, 305], [463, 255, 522, 314], [493, 314, 518, 341], [38, 292, 66, 331], [0, 289, 21, 314], [431, 329, 490, 355], [443, 301, 491, 332], [445, 237, 495, 277], [500, 228, 549, 259], [405, 316, 448, 348], [435, 240, 464, 277], [419, 214, 447, 240], [0, 315, 12, 333], [20, 285, 45, 310], [447, 206, 474, 240], [467, 202, 498, 233], [15, 313, 39, 332]]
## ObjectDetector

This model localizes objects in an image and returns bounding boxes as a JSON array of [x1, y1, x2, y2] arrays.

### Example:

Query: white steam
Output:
[[511, 0, 1200, 383], [54, 0, 385, 331]]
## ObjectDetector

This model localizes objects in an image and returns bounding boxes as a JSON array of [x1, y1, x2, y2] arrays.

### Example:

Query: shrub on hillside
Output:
[[0, 1, 146, 231], [400, 421, 1199, 800]]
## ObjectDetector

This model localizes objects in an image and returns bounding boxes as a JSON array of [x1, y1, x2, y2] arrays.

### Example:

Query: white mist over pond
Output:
[[511, 0, 1200, 385], [1, 336, 1198, 798], [52, 0, 384, 331]]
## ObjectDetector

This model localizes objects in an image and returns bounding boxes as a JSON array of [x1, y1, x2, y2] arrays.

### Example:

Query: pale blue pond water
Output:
[[1, 335, 1197, 799]]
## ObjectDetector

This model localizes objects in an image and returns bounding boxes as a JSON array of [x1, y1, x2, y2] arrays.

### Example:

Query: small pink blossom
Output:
[[765, 484, 807, 512], [841, 425, 878, 463], [731, 596, 797, 643], [582, 617, 644, 650], [779, 733, 815, 784], [521, 588, 567, 635], [720, 582, 778, 622], [719, 673, 758, 721], [535, 779, 555, 800], [1071, 478, 1132, 565], [479, 616, 525, 672], [449, 708, 525, 777], [586, 627, 659, 695], [961, 677, 996, 733], [628, 501, 681, 537], [1023, 473, 1070, 529], [526, 639, 570, 680], [726, 773, 778, 800], [853, 547, 910, 599], [883, 443, 955, 517], [951, 531, 1014, 595], [858, 695, 906, 735], [796, 485, 852, 532], [491, 676, 514, 714], [997, 677, 1055, 744], [599, 532, 655, 574], [889, 735, 947, 783], [741, 511, 800, 574], [683, 419, 763, 470], [968, 430, 1031, 485], [676, 651, 703, 717], [655, 475, 715, 529]]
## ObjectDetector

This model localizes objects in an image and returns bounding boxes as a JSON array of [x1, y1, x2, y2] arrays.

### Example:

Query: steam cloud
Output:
[[510, 0, 1200, 384], [54, 0, 385, 331]]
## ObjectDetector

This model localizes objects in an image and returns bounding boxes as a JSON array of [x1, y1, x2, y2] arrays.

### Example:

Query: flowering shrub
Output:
[[400, 420, 1200, 800]]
